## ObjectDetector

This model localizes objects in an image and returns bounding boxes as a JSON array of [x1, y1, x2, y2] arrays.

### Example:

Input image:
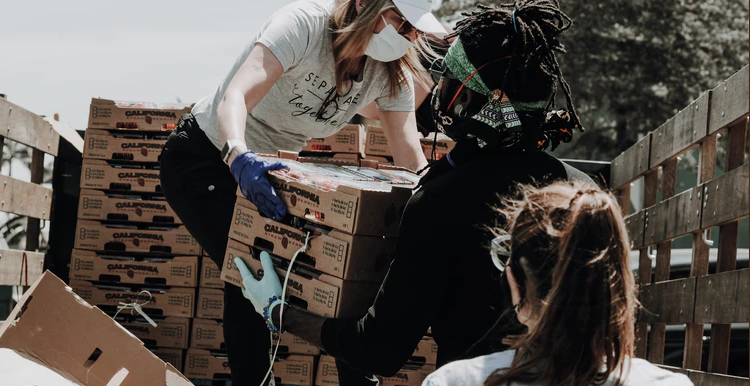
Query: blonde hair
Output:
[[330, 0, 436, 98]]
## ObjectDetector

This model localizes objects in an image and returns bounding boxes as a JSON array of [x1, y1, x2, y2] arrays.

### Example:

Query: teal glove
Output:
[[234, 252, 283, 316]]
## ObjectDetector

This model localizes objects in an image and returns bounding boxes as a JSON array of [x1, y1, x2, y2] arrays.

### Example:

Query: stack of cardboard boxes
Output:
[[380, 335, 438, 386], [364, 125, 456, 165], [215, 153, 419, 385], [71, 98, 201, 375], [298, 124, 365, 166]]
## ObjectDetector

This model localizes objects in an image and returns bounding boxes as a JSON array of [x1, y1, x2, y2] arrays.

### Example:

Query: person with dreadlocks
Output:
[[234, 0, 593, 382]]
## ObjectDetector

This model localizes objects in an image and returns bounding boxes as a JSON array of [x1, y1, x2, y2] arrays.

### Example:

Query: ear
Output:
[[506, 266, 522, 307], [354, 0, 365, 14]]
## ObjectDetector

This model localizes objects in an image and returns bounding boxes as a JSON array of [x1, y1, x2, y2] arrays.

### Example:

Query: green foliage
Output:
[[437, 0, 749, 160]]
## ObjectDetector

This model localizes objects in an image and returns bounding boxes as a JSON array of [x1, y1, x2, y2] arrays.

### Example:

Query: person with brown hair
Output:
[[423, 182, 693, 386], [159, 1, 445, 385]]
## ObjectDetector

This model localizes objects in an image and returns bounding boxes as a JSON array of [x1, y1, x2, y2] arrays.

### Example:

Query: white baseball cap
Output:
[[392, 0, 447, 36]]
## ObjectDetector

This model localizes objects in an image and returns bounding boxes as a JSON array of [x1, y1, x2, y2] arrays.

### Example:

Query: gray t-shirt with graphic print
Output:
[[192, 0, 414, 154]]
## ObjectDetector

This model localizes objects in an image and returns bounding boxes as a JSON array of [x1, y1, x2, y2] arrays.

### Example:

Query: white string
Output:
[[112, 290, 158, 327], [259, 231, 312, 386]]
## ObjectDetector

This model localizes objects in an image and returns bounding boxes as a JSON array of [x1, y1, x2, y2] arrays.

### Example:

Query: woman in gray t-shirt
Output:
[[158, 1, 445, 385]]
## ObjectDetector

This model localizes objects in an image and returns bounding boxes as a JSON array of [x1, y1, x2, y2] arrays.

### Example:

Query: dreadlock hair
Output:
[[446, 0, 582, 149]]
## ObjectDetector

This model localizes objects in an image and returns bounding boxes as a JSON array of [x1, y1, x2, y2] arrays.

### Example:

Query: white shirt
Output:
[[422, 350, 693, 386]]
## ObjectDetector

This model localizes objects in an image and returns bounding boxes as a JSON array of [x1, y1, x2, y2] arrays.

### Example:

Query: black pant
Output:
[[159, 115, 271, 385], [159, 115, 377, 386]]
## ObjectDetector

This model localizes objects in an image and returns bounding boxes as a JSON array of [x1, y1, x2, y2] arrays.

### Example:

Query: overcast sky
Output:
[[1, 0, 298, 131]]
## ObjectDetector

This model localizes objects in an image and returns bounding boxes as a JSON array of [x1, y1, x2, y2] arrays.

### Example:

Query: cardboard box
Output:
[[151, 348, 185, 374], [183, 349, 231, 380], [230, 198, 395, 282], [381, 363, 436, 386], [297, 153, 361, 167], [412, 336, 438, 365], [83, 129, 168, 162], [420, 136, 455, 162], [78, 189, 181, 224], [200, 256, 224, 288], [70, 280, 195, 318], [266, 156, 413, 237], [70, 249, 198, 287], [315, 355, 339, 386], [117, 316, 190, 349], [364, 126, 391, 156], [196, 287, 224, 319], [362, 156, 394, 166], [301, 124, 365, 154], [88, 98, 192, 131], [0, 271, 192, 386], [273, 354, 315, 386], [0, 348, 84, 386], [81, 159, 162, 193], [75, 220, 200, 255], [273, 333, 321, 356], [190, 319, 225, 351], [222, 240, 380, 318]]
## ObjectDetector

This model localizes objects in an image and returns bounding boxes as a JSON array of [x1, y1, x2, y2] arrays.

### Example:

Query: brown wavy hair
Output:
[[330, 0, 435, 97], [486, 181, 637, 386]]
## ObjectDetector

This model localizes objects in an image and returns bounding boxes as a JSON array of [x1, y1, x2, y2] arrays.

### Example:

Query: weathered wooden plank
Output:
[[639, 278, 696, 324], [617, 183, 631, 216], [646, 187, 703, 244], [0, 98, 59, 155], [648, 323, 667, 364], [695, 270, 741, 324], [25, 149, 44, 252], [650, 92, 711, 168], [709, 65, 749, 134], [625, 210, 646, 249], [735, 269, 749, 322], [702, 164, 749, 228], [708, 324, 732, 374], [634, 323, 648, 359], [725, 120, 747, 171], [0, 249, 44, 286], [611, 134, 651, 190], [0, 175, 52, 220]]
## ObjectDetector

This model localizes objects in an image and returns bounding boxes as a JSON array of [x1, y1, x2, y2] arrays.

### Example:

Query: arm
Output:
[[378, 110, 428, 171], [357, 102, 380, 120], [218, 43, 284, 165]]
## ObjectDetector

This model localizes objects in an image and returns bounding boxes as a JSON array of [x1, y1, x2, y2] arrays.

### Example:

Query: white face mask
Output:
[[364, 15, 414, 62]]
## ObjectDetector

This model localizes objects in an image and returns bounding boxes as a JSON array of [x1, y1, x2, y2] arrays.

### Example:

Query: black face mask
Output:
[[429, 58, 486, 141]]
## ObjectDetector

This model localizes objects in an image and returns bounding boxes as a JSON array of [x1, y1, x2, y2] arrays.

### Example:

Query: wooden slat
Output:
[[725, 120, 748, 171], [645, 186, 703, 244], [0, 98, 59, 155], [611, 134, 651, 190], [639, 278, 696, 324], [25, 149, 44, 252], [709, 65, 750, 134], [650, 92, 711, 168], [617, 184, 631, 216], [648, 323, 666, 364], [0, 249, 44, 286], [735, 270, 749, 322], [625, 210, 646, 249], [702, 164, 749, 228], [0, 175, 52, 220], [694, 270, 749, 323], [659, 367, 749, 386]]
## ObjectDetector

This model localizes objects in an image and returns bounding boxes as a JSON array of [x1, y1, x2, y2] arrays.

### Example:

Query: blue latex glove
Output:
[[234, 252, 283, 315], [230, 151, 287, 221]]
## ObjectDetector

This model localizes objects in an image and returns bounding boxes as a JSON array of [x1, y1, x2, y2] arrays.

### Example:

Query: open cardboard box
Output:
[[150, 348, 185, 375], [81, 159, 162, 193], [273, 354, 315, 386], [222, 240, 380, 318], [88, 98, 192, 131], [196, 287, 224, 319], [83, 129, 168, 162], [70, 280, 195, 318], [230, 197, 395, 282], [273, 332, 321, 356], [78, 189, 181, 224], [70, 249, 199, 287], [200, 256, 224, 288], [190, 318, 225, 351], [183, 349, 231, 380], [265, 152, 413, 237], [117, 316, 190, 349], [301, 124, 365, 154], [315, 355, 339, 386], [0, 271, 192, 386], [75, 220, 200, 255], [297, 152, 361, 167], [364, 126, 391, 157]]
